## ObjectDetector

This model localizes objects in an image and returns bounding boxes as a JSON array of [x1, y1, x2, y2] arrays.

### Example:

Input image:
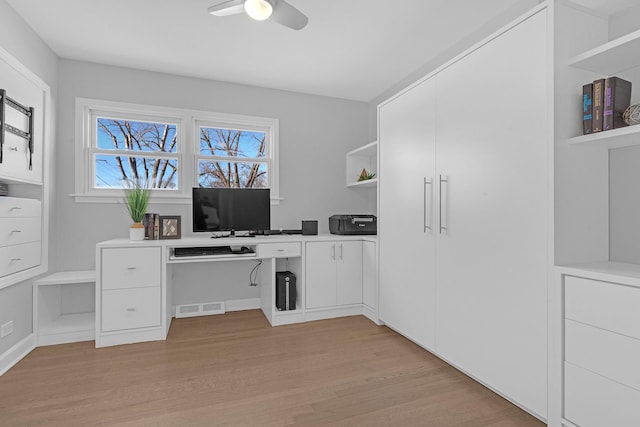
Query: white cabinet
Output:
[[0, 197, 41, 282], [362, 240, 377, 312], [558, 269, 640, 427], [305, 241, 362, 309], [0, 47, 51, 291], [96, 244, 164, 347], [379, 77, 436, 350], [378, 8, 548, 417]]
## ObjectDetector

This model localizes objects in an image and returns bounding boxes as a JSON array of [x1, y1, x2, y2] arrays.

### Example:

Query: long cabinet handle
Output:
[[338, 244, 343, 260], [439, 174, 448, 235], [424, 177, 433, 233], [331, 245, 335, 260]]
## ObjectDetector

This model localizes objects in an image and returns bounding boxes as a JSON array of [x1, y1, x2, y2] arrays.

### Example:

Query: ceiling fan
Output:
[[208, 0, 308, 30]]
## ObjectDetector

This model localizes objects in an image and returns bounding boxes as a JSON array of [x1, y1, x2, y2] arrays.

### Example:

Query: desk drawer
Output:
[[0, 217, 41, 247], [0, 197, 41, 217], [102, 287, 161, 332], [564, 362, 640, 427], [565, 319, 640, 391], [257, 242, 301, 258], [0, 241, 40, 277], [101, 247, 161, 290], [565, 275, 640, 340]]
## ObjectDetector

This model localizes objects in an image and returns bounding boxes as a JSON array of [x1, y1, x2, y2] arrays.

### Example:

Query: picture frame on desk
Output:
[[159, 215, 181, 239]]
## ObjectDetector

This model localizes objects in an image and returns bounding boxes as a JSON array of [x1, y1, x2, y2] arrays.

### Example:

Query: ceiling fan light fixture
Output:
[[244, 0, 273, 21]]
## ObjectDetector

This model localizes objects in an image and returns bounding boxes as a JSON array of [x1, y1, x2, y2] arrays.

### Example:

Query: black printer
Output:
[[329, 214, 377, 235]]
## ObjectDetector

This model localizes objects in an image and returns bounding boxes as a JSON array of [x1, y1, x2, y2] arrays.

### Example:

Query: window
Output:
[[75, 99, 279, 203], [197, 124, 269, 188], [95, 116, 179, 189]]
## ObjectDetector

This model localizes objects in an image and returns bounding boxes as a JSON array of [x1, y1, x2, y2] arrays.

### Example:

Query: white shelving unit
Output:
[[567, 28, 640, 147], [346, 141, 377, 188], [33, 270, 96, 346]]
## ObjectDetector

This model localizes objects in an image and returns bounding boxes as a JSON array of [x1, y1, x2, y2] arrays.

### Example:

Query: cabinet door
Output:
[[362, 240, 377, 309], [378, 77, 437, 349], [305, 242, 337, 309], [336, 241, 363, 305], [434, 11, 548, 416]]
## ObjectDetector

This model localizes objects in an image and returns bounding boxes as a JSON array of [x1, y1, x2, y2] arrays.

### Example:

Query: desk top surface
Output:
[[98, 234, 376, 248]]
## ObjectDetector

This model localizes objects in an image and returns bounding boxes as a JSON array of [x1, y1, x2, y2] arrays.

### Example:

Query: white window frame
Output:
[[74, 98, 280, 204]]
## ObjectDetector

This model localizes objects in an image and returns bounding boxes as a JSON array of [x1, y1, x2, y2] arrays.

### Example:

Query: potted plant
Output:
[[123, 179, 151, 240]]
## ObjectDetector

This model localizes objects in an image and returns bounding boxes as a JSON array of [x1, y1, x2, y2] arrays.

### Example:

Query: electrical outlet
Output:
[[1, 320, 13, 338]]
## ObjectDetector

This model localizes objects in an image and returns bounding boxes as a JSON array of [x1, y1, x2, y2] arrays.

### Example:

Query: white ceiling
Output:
[[6, 0, 639, 102]]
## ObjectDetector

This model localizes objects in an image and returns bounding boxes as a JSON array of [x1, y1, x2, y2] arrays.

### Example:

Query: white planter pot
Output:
[[129, 223, 145, 241]]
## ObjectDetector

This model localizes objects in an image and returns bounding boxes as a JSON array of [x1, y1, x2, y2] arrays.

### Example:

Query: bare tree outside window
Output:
[[198, 127, 268, 188], [95, 118, 179, 189]]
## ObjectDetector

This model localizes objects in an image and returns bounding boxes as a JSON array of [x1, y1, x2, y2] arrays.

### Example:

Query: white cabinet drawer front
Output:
[[565, 276, 640, 339], [0, 241, 40, 277], [257, 242, 301, 258], [0, 217, 41, 247], [101, 247, 161, 290], [102, 287, 161, 332], [566, 319, 640, 391], [564, 362, 640, 427], [0, 197, 41, 217]]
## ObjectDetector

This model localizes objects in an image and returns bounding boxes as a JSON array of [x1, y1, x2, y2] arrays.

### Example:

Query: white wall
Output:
[[0, 0, 58, 356], [607, 4, 640, 263]]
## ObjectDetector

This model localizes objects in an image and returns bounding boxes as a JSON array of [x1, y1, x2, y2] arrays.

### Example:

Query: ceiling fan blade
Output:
[[270, 0, 308, 30], [208, 0, 245, 16]]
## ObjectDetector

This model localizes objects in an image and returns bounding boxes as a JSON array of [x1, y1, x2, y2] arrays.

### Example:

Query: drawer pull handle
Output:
[[8, 147, 18, 152], [10, 207, 22, 211], [11, 230, 22, 233], [10, 258, 21, 262], [126, 308, 136, 312], [127, 267, 137, 270], [277, 249, 284, 251]]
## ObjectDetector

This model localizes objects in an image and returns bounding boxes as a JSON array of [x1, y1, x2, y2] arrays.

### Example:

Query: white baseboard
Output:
[[224, 298, 261, 312], [0, 333, 36, 376]]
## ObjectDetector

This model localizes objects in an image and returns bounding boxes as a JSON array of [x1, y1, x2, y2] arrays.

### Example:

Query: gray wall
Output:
[[55, 60, 371, 307], [0, 0, 58, 355]]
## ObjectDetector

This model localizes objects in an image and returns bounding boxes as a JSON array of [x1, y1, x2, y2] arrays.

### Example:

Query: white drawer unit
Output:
[[561, 271, 640, 427], [257, 242, 301, 259], [101, 247, 161, 290], [0, 241, 40, 277], [0, 197, 41, 218], [0, 217, 41, 246], [564, 362, 640, 427], [101, 287, 161, 332]]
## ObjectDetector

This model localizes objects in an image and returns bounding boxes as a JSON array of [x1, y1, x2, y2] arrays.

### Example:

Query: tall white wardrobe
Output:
[[378, 6, 548, 420]]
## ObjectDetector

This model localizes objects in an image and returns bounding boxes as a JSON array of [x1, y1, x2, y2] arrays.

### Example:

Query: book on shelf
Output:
[[582, 83, 593, 135], [143, 213, 159, 240], [592, 78, 605, 132], [603, 76, 632, 131]]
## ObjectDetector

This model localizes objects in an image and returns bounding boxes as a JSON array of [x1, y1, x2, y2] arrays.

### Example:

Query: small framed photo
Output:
[[159, 215, 181, 239]]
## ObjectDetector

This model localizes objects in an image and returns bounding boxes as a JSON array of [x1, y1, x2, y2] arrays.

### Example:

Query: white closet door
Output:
[[434, 11, 548, 416], [379, 77, 437, 350]]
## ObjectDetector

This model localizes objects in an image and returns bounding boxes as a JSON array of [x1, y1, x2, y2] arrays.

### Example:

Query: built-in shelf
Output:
[[346, 141, 377, 188], [568, 28, 640, 74], [347, 178, 378, 188], [33, 270, 96, 346], [568, 124, 640, 148]]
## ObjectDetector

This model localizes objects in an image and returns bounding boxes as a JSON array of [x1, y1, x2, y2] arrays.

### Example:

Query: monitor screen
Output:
[[192, 187, 270, 234]]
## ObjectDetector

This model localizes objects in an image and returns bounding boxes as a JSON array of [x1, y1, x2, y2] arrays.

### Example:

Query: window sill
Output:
[[70, 194, 283, 205]]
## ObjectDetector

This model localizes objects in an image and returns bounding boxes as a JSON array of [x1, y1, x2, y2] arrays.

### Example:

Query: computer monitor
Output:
[[192, 187, 270, 235]]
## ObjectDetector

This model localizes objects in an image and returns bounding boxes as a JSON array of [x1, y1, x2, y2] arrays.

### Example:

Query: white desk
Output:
[[95, 235, 377, 347]]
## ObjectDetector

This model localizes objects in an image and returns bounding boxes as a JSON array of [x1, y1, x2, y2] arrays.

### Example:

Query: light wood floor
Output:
[[0, 311, 544, 426]]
